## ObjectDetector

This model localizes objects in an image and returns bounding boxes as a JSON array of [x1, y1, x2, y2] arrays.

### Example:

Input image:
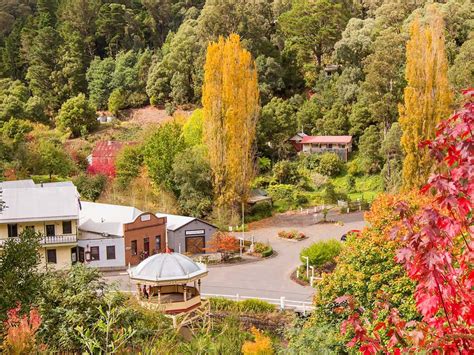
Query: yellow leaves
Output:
[[242, 327, 273, 355], [202, 34, 260, 211], [400, 5, 454, 190]]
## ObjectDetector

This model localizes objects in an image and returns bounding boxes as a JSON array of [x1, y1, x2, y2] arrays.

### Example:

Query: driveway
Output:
[[103, 211, 366, 302]]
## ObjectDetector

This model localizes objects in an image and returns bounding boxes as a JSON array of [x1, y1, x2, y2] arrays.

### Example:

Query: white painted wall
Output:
[[78, 232, 125, 268]]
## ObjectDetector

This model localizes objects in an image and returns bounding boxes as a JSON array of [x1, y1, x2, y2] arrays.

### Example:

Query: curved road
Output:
[[104, 211, 366, 302], [201, 211, 366, 302]]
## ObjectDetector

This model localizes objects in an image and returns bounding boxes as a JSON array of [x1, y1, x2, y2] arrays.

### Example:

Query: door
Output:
[[78, 246, 85, 263], [71, 247, 77, 264], [185, 236, 205, 254]]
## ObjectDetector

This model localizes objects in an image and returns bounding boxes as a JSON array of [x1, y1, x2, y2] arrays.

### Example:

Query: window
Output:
[[47, 249, 57, 264], [62, 220, 72, 234], [90, 246, 100, 261], [155, 235, 161, 252], [144, 237, 150, 256], [328, 144, 333, 148], [131, 240, 137, 255], [106, 246, 116, 260], [46, 224, 55, 236], [7, 224, 18, 238], [25, 226, 35, 232]]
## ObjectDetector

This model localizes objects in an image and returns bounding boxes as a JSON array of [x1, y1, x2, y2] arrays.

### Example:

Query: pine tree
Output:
[[399, 6, 453, 190], [202, 34, 259, 216]]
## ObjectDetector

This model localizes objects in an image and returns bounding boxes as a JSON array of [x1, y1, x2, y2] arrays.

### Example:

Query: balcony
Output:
[[41, 235, 77, 245], [0, 235, 77, 247]]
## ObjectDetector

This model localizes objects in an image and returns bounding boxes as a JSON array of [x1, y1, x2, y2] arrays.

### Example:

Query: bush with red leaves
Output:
[[339, 89, 474, 353]]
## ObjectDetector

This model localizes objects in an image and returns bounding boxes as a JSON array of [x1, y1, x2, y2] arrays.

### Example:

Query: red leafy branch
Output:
[[340, 89, 474, 353]]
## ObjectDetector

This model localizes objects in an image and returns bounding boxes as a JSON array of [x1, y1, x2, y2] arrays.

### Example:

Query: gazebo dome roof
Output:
[[129, 253, 207, 284]]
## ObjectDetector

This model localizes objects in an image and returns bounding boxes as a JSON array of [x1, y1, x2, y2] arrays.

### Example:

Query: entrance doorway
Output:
[[185, 236, 205, 254]]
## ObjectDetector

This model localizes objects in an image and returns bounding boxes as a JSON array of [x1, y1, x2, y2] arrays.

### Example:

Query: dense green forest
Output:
[[0, 0, 472, 219]]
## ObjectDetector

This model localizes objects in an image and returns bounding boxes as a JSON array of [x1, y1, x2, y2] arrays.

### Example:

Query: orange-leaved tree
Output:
[[205, 231, 240, 262], [399, 5, 453, 190], [3, 304, 42, 354], [202, 34, 259, 219]]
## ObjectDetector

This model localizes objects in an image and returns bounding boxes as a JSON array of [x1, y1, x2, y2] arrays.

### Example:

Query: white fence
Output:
[[201, 293, 314, 315]]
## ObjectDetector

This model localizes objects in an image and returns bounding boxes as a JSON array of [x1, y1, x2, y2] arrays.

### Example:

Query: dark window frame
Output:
[[106, 245, 116, 260], [144, 237, 150, 256], [46, 224, 55, 237], [131, 240, 137, 256], [7, 224, 18, 238], [90, 246, 100, 261], [155, 235, 161, 252], [62, 220, 72, 234], [47, 249, 57, 264]]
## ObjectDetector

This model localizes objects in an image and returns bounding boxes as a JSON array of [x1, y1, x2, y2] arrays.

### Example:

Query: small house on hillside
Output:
[[97, 111, 115, 124], [291, 134, 353, 161], [288, 132, 308, 152], [155, 213, 218, 255], [87, 141, 135, 177]]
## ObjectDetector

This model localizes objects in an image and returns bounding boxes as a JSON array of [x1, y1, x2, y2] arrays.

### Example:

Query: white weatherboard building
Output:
[[0, 180, 80, 269], [78, 201, 142, 268]]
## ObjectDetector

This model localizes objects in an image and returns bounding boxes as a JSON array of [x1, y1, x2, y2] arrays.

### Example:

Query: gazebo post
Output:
[[136, 283, 142, 299], [183, 284, 187, 301], [198, 279, 201, 292], [157, 286, 161, 304]]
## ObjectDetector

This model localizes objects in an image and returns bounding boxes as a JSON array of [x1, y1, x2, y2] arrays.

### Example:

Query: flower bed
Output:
[[250, 242, 273, 258], [277, 230, 306, 241]]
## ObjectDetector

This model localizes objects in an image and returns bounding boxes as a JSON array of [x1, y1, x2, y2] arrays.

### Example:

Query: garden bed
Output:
[[277, 230, 307, 242]]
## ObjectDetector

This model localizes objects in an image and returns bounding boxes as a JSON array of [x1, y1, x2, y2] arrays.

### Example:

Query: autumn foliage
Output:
[[3, 304, 42, 354], [340, 89, 474, 352], [202, 34, 259, 214], [205, 231, 240, 262], [399, 6, 453, 190], [241, 327, 273, 355]]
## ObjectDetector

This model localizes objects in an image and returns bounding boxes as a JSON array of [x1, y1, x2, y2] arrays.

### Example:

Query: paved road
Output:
[[103, 211, 366, 302]]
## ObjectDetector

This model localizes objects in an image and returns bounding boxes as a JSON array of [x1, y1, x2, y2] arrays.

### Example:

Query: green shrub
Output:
[[73, 174, 107, 201], [260, 246, 273, 258], [299, 153, 321, 170], [267, 184, 297, 201], [237, 299, 275, 313], [209, 297, 275, 313], [258, 156, 272, 173], [272, 160, 303, 184], [246, 202, 272, 223], [316, 153, 343, 177], [300, 240, 342, 269]]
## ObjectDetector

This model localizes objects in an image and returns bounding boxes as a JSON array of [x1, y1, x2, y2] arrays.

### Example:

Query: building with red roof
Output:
[[87, 141, 134, 177], [289, 133, 352, 161]]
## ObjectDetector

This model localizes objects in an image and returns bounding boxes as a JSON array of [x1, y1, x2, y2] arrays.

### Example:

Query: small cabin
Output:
[[297, 135, 353, 162]]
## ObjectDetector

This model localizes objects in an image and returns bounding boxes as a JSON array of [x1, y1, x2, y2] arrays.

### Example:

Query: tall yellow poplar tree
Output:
[[202, 34, 259, 217], [400, 6, 453, 190]]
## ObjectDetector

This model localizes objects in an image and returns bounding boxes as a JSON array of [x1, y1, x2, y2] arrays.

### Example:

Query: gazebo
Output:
[[129, 252, 208, 315]]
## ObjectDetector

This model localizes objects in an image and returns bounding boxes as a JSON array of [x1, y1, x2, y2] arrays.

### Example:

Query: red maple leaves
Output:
[[340, 90, 474, 353]]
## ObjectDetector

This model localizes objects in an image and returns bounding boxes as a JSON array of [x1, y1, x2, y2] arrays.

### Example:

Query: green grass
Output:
[[331, 174, 383, 202]]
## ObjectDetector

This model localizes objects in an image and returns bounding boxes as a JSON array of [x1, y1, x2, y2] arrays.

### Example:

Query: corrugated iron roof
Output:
[[0, 180, 80, 223], [300, 135, 352, 144]]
